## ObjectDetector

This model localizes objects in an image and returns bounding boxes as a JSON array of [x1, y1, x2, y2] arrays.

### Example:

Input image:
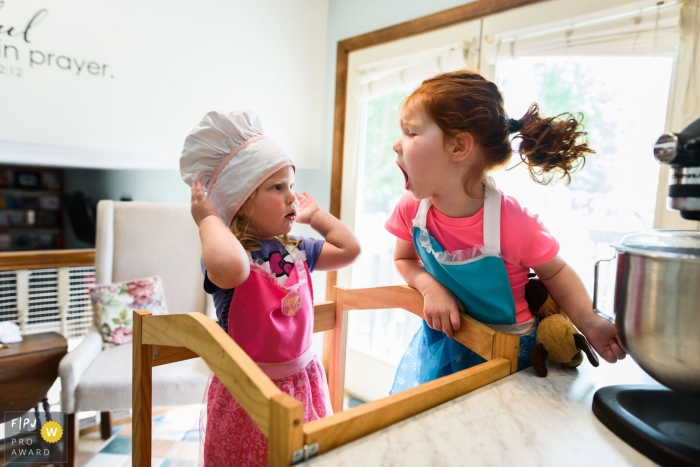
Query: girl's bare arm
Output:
[[191, 180, 250, 289], [394, 238, 463, 337], [534, 256, 626, 363], [295, 192, 361, 271]]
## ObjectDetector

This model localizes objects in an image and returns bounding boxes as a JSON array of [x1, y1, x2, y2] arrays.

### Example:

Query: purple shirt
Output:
[[202, 236, 325, 332]]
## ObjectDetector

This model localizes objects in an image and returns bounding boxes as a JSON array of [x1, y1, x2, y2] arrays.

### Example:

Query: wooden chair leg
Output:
[[100, 411, 112, 439], [65, 413, 79, 467]]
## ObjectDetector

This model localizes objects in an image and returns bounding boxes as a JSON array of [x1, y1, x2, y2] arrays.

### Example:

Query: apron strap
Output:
[[413, 198, 432, 229], [284, 242, 303, 261], [413, 190, 501, 254], [483, 188, 501, 253], [284, 242, 308, 287]]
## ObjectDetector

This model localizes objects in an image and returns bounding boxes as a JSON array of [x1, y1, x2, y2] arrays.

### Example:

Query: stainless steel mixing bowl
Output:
[[611, 230, 700, 396]]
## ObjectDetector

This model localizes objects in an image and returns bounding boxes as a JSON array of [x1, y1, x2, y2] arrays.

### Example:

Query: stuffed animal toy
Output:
[[525, 275, 599, 377]]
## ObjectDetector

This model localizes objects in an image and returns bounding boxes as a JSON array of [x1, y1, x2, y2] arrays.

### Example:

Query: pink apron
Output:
[[202, 245, 332, 467]]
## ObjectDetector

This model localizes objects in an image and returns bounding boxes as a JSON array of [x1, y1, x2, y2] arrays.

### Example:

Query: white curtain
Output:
[[487, 0, 683, 62], [357, 41, 475, 102], [677, 0, 700, 124]]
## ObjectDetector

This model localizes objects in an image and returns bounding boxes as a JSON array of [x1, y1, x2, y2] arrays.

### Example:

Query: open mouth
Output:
[[285, 210, 297, 221], [397, 163, 409, 189]]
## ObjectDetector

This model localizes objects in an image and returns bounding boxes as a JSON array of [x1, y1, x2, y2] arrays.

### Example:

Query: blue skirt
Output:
[[390, 320, 537, 394]]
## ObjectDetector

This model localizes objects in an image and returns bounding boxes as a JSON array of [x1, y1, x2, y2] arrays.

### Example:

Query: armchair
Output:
[[58, 200, 213, 466]]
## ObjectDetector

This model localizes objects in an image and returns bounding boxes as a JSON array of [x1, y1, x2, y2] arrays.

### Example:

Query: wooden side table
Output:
[[0, 332, 68, 414]]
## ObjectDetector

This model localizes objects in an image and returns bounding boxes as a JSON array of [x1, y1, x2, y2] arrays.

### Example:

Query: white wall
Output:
[[57, 0, 477, 300], [59, 0, 478, 249], [0, 0, 328, 169], [31, 0, 486, 252]]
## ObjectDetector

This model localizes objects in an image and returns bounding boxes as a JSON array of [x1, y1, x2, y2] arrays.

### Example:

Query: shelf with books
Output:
[[0, 166, 64, 251]]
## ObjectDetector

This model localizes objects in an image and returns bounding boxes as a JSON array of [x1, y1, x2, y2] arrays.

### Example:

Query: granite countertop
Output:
[[303, 356, 660, 466]]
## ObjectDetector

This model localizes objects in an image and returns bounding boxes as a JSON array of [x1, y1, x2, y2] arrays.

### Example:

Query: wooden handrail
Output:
[[136, 310, 286, 436], [0, 249, 95, 271], [133, 301, 337, 466], [325, 286, 520, 411], [337, 285, 497, 361], [149, 301, 337, 368]]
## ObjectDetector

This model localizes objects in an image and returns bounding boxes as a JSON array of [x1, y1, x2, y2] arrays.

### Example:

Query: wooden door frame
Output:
[[325, 0, 545, 298]]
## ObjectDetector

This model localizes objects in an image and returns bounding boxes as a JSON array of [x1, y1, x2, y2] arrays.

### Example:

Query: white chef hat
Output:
[[180, 110, 295, 226]]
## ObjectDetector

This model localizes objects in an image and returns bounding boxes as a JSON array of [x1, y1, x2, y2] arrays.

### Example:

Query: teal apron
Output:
[[391, 188, 537, 393]]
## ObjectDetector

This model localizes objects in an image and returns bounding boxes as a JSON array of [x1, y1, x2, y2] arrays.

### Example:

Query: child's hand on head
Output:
[[191, 180, 219, 227], [579, 315, 626, 364], [295, 192, 322, 224], [423, 281, 464, 338]]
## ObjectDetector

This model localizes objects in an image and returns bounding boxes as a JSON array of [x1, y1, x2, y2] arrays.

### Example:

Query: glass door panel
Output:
[[493, 55, 673, 316]]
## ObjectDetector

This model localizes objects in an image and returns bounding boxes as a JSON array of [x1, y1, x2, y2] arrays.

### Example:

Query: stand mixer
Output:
[[592, 117, 700, 466]]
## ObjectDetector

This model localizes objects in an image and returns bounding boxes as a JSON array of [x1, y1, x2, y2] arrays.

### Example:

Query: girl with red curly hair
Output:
[[387, 71, 625, 392]]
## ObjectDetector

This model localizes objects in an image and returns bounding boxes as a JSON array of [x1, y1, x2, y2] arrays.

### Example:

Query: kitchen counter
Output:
[[303, 357, 660, 466]]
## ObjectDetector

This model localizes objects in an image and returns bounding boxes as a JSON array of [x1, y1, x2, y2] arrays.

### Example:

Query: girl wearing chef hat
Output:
[[181, 110, 361, 466]]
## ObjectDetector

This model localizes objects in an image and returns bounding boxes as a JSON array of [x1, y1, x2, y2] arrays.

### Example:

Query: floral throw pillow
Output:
[[89, 276, 167, 346]]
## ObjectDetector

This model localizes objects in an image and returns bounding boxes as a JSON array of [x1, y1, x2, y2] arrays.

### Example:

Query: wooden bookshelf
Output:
[[0, 166, 65, 251]]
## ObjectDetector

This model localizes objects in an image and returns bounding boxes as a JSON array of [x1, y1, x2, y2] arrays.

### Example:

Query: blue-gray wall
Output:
[[63, 167, 322, 247]]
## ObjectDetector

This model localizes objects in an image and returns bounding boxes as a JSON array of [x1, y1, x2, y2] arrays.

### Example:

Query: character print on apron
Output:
[[391, 188, 537, 393], [227, 243, 315, 377]]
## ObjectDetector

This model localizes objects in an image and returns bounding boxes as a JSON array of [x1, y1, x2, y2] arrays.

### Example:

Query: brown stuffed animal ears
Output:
[[527, 274, 600, 376], [530, 343, 549, 377], [524, 274, 549, 316], [530, 334, 600, 377], [574, 333, 600, 367], [525, 274, 562, 319]]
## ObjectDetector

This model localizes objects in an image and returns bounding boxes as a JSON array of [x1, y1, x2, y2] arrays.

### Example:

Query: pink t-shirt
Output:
[[385, 191, 560, 323]]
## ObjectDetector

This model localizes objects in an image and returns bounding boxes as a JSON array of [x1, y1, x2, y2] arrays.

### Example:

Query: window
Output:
[[339, 0, 688, 402], [493, 55, 674, 315], [347, 90, 420, 366]]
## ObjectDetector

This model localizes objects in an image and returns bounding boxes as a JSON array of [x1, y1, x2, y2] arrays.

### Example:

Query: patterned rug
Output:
[[76, 396, 366, 466], [78, 405, 200, 467]]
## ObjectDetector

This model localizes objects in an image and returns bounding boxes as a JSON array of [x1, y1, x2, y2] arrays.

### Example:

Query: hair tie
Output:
[[507, 118, 522, 134]]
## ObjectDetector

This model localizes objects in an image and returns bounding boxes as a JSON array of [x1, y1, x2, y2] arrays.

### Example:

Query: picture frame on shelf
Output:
[[42, 172, 62, 190], [13, 172, 41, 189]]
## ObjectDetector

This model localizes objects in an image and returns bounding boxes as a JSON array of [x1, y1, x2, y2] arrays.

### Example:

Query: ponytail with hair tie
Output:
[[512, 103, 594, 185], [507, 118, 522, 134], [406, 71, 594, 196]]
